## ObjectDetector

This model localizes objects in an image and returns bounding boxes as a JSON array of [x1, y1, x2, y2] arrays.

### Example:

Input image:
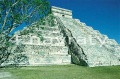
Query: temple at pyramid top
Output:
[[51, 6, 72, 18]]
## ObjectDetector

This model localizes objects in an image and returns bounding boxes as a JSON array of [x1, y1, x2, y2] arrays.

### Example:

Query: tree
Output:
[[0, 0, 50, 66]]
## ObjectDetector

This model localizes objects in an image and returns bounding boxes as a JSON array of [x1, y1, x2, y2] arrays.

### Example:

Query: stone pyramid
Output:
[[3, 6, 120, 67], [51, 6, 120, 67]]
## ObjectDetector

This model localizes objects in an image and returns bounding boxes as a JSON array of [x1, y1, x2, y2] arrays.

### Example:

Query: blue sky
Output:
[[49, 0, 120, 44]]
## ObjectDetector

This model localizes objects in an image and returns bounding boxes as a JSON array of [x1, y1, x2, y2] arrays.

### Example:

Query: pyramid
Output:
[[3, 6, 120, 67], [51, 6, 120, 67]]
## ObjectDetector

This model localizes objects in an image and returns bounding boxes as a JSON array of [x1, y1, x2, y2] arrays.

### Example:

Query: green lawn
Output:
[[0, 64, 120, 79]]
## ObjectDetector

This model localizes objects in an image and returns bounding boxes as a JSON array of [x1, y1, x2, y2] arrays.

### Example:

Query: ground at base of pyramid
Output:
[[0, 65, 120, 79]]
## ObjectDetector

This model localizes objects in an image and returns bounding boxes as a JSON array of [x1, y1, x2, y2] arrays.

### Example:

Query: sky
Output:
[[48, 0, 120, 44]]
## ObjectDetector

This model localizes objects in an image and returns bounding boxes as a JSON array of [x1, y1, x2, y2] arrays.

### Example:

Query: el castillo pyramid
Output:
[[2, 6, 120, 67]]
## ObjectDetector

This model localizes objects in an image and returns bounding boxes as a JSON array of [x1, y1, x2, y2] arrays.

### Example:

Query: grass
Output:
[[0, 64, 120, 79]]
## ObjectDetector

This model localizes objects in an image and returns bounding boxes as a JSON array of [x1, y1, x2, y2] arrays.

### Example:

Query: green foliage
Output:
[[0, 0, 50, 66], [14, 54, 29, 65], [38, 18, 46, 25], [41, 27, 45, 30], [47, 14, 56, 26], [0, 0, 50, 33], [37, 32, 44, 41], [5, 42, 12, 47]]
